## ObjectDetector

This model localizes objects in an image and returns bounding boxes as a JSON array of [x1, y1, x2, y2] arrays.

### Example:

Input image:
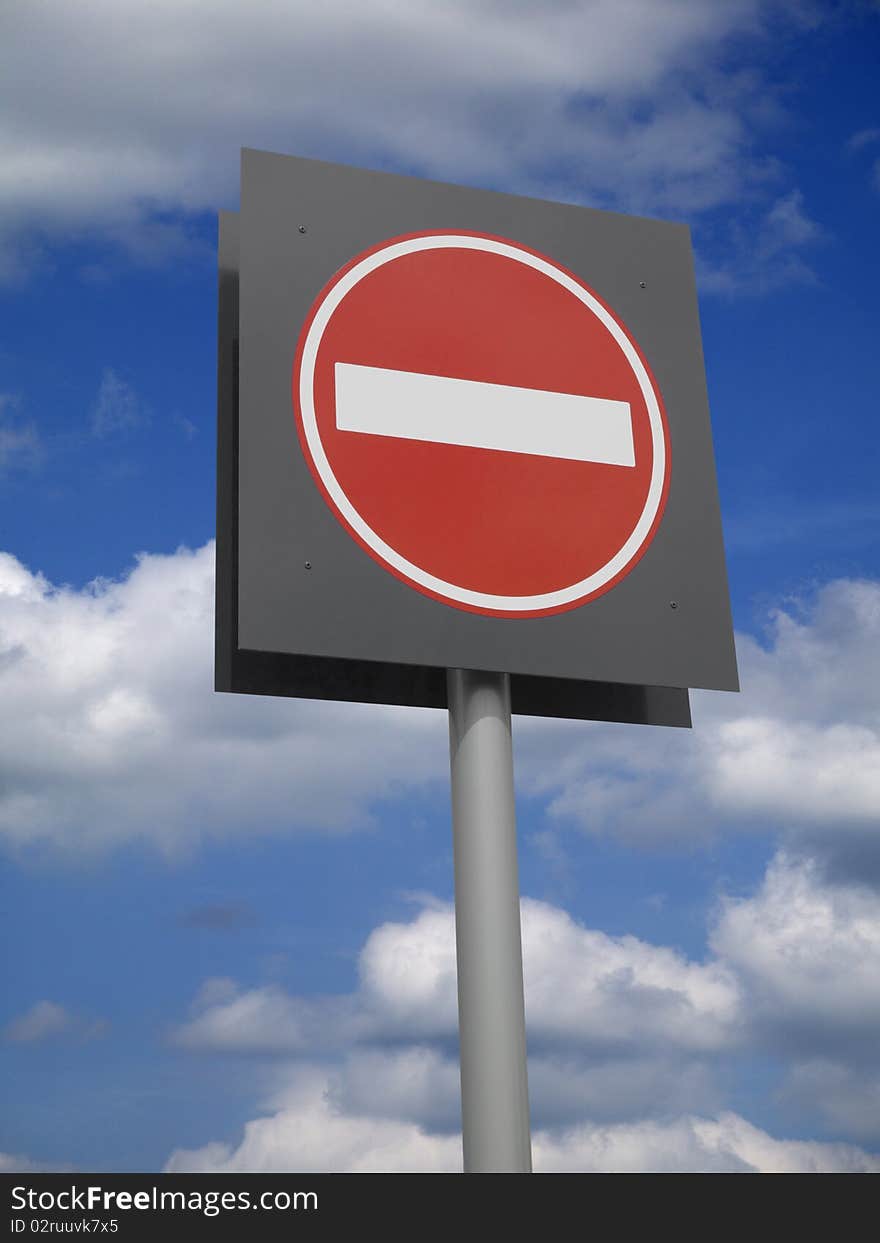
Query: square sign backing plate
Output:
[[217, 149, 739, 724]]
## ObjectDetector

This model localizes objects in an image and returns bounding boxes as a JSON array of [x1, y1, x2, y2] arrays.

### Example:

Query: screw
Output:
[[670, 600, 678, 609], [304, 561, 312, 570], [298, 225, 307, 234], [639, 281, 647, 289]]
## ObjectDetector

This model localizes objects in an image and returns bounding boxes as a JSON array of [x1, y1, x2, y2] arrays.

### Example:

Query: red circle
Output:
[[293, 232, 670, 617]]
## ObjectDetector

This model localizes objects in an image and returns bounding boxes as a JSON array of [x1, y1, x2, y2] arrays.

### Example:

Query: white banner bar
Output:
[[334, 362, 635, 466]]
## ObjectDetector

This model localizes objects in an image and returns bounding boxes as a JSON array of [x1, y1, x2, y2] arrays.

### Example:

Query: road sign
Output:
[[216, 149, 740, 722], [216, 149, 742, 1174], [293, 231, 670, 617]]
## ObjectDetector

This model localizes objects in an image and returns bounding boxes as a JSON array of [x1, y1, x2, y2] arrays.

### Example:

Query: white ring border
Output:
[[297, 234, 667, 613]]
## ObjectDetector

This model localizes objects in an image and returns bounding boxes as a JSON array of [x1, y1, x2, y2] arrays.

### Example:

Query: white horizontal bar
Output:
[[334, 363, 635, 466]]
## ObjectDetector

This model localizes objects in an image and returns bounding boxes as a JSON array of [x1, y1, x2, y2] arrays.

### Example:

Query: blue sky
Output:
[[2, 0, 880, 1173]]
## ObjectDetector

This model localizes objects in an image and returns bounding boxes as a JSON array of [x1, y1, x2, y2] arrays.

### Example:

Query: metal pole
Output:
[[447, 667, 532, 1173]]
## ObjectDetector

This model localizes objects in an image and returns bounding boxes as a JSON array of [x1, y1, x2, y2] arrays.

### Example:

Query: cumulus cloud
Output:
[[174, 899, 742, 1058], [326, 1048, 463, 1133], [164, 1065, 462, 1173], [175, 866, 880, 1072], [176, 865, 879, 1068], [0, 1, 823, 282], [1, 542, 878, 1159], [2, 542, 879, 867], [711, 852, 880, 1057], [169, 895, 741, 1149], [533, 1110, 880, 1174], [518, 577, 880, 877], [164, 1063, 880, 1172], [0, 542, 446, 855], [168, 849, 880, 1164], [328, 1046, 719, 1133]]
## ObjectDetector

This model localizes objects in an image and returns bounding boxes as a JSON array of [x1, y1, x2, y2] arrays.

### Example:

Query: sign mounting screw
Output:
[[298, 225, 307, 234]]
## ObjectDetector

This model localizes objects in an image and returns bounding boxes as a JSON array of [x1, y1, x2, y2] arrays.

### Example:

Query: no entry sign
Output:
[[218, 149, 740, 1178], [294, 232, 670, 617], [217, 148, 739, 721]]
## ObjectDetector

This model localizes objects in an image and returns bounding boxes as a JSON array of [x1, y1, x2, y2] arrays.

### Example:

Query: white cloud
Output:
[[521, 902, 740, 1053], [518, 578, 880, 873], [0, 1, 822, 279], [175, 858, 880, 1071], [1, 544, 878, 873], [326, 1048, 462, 1133], [534, 1110, 880, 1173], [164, 1065, 462, 1173], [163, 1062, 880, 1172], [4, 1000, 72, 1042], [170, 849, 880, 1153], [0, 542, 446, 855], [711, 852, 880, 1051], [317, 1045, 717, 1133], [323, 1044, 720, 1138], [711, 716, 880, 827], [355, 904, 459, 1041], [526, 1055, 720, 1127], [174, 899, 742, 1058], [172, 897, 733, 1135], [709, 854, 880, 1139]]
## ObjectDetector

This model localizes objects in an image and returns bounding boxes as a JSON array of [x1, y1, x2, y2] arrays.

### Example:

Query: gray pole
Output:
[[447, 667, 532, 1173]]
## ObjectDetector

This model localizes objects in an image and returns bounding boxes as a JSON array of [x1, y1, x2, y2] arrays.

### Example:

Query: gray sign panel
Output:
[[217, 148, 739, 723]]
